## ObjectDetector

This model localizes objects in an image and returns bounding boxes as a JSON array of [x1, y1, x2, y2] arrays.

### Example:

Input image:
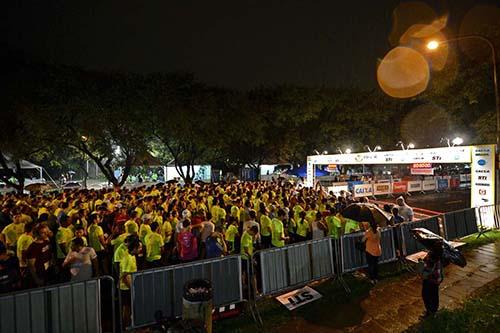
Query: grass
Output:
[[405, 279, 500, 333], [460, 230, 500, 249], [214, 275, 372, 333]]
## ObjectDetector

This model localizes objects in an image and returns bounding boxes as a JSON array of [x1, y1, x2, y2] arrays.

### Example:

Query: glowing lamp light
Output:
[[408, 143, 415, 149], [345, 148, 352, 154], [426, 40, 439, 50], [452, 137, 464, 146]]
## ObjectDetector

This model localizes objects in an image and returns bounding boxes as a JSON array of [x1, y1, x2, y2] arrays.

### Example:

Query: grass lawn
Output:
[[460, 230, 500, 249], [405, 278, 500, 333], [214, 275, 372, 333]]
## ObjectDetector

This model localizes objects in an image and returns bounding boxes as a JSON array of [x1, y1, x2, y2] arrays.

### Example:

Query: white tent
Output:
[[0, 154, 43, 179]]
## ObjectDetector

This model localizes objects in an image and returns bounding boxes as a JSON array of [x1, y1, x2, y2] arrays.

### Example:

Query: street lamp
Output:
[[452, 137, 464, 146], [345, 148, 352, 154], [426, 35, 499, 147], [397, 141, 415, 150]]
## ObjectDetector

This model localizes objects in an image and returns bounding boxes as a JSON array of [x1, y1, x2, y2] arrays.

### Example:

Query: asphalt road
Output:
[[372, 189, 471, 214]]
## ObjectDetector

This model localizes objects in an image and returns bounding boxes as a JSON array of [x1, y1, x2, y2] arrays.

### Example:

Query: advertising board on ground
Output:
[[422, 179, 436, 191], [407, 181, 422, 192], [327, 184, 349, 196], [471, 145, 495, 207], [392, 181, 408, 193], [373, 183, 391, 195], [353, 183, 373, 197], [437, 178, 449, 191]]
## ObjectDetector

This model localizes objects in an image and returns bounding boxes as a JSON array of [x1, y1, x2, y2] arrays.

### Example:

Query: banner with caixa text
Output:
[[471, 145, 495, 209]]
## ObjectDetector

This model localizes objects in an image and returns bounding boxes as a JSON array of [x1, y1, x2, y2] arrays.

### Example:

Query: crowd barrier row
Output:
[[0, 276, 115, 333], [130, 255, 243, 329], [0, 204, 497, 332], [327, 175, 471, 198]]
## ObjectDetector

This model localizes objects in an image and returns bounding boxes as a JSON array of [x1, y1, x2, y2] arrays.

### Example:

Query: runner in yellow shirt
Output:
[[145, 222, 163, 267]]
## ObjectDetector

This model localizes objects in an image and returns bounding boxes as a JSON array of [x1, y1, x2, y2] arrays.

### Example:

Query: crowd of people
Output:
[[0, 180, 416, 322]]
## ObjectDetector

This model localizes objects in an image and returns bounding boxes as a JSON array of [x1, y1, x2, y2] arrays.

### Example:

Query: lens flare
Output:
[[377, 46, 430, 98]]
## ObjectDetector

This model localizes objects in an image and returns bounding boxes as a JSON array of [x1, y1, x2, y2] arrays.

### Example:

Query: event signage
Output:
[[422, 179, 436, 191], [353, 183, 373, 197], [327, 184, 349, 196], [373, 183, 391, 195], [407, 181, 422, 192], [392, 181, 408, 193], [410, 168, 434, 175], [471, 145, 495, 207], [437, 178, 449, 191], [276, 286, 322, 311]]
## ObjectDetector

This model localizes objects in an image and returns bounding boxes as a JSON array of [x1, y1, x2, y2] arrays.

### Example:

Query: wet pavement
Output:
[[275, 242, 500, 333]]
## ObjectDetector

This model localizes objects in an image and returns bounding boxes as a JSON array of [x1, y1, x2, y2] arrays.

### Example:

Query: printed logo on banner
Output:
[[354, 184, 373, 197], [478, 159, 486, 166], [276, 286, 322, 311]]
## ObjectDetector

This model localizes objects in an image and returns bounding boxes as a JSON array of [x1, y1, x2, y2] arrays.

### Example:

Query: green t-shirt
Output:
[[145, 232, 163, 262], [124, 220, 139, 234], [240, 231, 253, 260], [16, 233, 33, 267], [119, 251, 137, 290], [296, 218, 309, 237], [88, 224, 104, 252], [344, 218, 360, 234], [56, 226, 74, 259], [260, 215, 272, 236], [271, 218, 285, 247], [113, 242, 128, 264], [225, 224, 238, 243], [326, 215, 342, 239], [139, 224, 152, 244]]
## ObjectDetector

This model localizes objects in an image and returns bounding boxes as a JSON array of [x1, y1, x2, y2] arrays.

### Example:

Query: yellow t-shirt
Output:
[[145, 232, 163, 262], [260, 215, 272, 237], [240, 231, 253, 260], [88, 224, 104, 251], [271, 218, 285, 247], [139, 224, 152, 244], [119, 251, 137, 290], [124, 220, 139, 234], [2, 223, 25, 247], [16, 233, 33, 267], [162, 220, 173, 244]]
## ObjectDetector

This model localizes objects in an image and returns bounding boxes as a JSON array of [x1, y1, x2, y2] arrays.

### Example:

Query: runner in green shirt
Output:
[[271, 209, 288, 248]]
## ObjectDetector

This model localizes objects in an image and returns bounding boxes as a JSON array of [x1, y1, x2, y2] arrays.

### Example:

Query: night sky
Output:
[[4, 0, 497, 89]]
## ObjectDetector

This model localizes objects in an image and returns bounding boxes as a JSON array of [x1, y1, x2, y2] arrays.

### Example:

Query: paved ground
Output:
[[346, 242, 500, 333], [273, 242, 500, 333]]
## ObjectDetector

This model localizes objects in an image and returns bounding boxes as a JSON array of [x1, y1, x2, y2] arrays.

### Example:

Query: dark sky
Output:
[[4, 0, 496, 89]]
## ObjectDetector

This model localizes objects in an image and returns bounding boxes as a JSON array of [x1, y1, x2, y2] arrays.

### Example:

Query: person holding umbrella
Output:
[[362, 218, 381, 284], [418, 240, 444, 318]]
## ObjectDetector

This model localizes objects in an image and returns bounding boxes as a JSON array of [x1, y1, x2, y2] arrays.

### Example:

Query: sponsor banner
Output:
[[308, 146, 472, 165], [422, 179, 436, 191], [276, 286, 322, 311], [392, 181, 408, 193], [347, 180, 364, 192], [450, 176, 460, 189], [325, 164, 337, 172], [327, 184, 349, 196], [437, 178, 449, 191], [306, 157, 314, 187], [353, 183, 374, 197], [411, 168, 434, 175], [412, 162, 432, 168], [407, 180, 422, 192], [373, 183, 391, 195], [471, 145, 496, 207]]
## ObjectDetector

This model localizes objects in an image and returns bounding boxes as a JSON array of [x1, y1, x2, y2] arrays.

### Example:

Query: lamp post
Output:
[[426, 35, 499, 147]]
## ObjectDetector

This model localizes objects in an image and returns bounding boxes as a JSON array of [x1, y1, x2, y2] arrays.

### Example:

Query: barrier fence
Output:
[[254, 237, 335, 298], [129, 255, 243, 329], [0, 276, 115, 333], [443, 208, 479, 240], [399, 216, 441, 255], [477, 205, 499, 230], [340, 228, 397, 272]]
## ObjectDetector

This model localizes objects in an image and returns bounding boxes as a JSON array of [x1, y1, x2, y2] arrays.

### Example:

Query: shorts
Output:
[[121, 290, 131, 306]]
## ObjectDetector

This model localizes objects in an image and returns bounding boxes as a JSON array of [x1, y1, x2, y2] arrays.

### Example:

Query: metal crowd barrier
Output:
[[340, 228, 397, 273], [129, 255, 243, 329], [477, 205, 499, 230], [254, 237, 335, 298], [443, 208, 478, 240], [0, 276, 115, 333], [399, 216, 440, 255]]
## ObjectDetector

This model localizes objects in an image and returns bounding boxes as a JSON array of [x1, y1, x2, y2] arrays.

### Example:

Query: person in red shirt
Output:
[[26, 224, 54, 287], [176, 219, 198, 263]]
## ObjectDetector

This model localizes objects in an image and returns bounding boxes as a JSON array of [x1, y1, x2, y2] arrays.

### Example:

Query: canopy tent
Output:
[[0, 154, 43, 179]]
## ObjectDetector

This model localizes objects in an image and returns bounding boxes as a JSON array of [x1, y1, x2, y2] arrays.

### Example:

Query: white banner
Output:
[[373, 182, 391, 195], [407, 180, 422, 192], [422, 179, 436, 191], [471, 145, 495, 207], [276, 286, 322, 311], [327, 184, 349, 196], [353, 183, 374, 197]]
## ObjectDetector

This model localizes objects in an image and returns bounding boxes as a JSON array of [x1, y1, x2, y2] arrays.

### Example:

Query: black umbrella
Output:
[[411, 228, 467, 267], [342, 203, 391, 227]]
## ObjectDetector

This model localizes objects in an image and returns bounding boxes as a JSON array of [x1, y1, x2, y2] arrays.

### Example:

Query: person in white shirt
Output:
[[63, 237, 98, 282], [396, 197, 414, 222]]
